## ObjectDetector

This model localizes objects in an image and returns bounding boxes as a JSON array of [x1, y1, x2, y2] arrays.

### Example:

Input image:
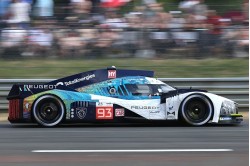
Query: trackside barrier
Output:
[[0, 78, 248, 112]]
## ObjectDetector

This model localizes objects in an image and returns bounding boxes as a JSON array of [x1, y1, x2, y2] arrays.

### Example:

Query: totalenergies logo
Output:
[[63, 74, 95, 86]]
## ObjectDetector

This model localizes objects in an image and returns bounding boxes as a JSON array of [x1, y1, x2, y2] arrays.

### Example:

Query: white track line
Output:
[[32, 149, 233, 153]]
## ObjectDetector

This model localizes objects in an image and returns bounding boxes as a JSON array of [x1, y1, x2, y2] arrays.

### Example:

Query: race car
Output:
[[7, 67, 243, 127]]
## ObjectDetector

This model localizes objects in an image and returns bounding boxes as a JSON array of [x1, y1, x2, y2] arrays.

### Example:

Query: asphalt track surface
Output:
[[0, 117, 248, 166]]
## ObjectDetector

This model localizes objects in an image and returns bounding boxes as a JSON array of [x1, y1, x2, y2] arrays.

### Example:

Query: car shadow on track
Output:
[[0, 121, 246, 128]]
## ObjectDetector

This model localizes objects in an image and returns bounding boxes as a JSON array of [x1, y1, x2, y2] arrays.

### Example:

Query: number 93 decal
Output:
[[96, 107, 113, 120]]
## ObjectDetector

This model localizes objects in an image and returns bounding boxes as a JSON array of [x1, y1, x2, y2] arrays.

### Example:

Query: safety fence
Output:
[[0, 77, 248, 112]]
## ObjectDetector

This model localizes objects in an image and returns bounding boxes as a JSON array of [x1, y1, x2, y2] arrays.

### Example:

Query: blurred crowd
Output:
[[0, 0, 248, 59]]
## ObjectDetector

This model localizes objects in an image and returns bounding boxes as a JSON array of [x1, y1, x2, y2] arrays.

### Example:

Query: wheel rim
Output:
[[185, 99, 208, 123], [39, 102, 60, 123]]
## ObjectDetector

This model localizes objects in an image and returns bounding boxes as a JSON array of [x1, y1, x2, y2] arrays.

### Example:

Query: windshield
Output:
[[160, 84, 175, 93], [125, 84, 175, 96]]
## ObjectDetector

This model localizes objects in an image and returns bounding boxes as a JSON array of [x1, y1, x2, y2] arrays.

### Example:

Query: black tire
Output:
[[33, 95, 65, 127], [180, 94, 213, 126]]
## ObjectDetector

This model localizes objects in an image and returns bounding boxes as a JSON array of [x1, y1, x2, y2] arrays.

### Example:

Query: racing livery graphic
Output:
[[7, 67, 243, 127]]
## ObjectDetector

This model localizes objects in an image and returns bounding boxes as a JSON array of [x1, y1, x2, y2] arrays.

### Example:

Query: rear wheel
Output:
[[33, 95, 65, 127], [180, 94, 213, 126]]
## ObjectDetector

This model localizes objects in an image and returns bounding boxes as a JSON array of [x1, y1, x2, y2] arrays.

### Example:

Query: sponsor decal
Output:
[[108, 70, 116, 79], [167, 114, 175, 120], [96, 106, 113, 120], [76, 107, 87, 119], [23, 101, 31, 112], [131, 106, 160, 110], [115, 108, 125, 117], [20, 85, 57, 91], [167, 111, 176, 120], [25, 103, 30, 109], [96, 102, 113, 107], [23, 112, 31, 119], [56, 82, 64, 86], [149, 110, 160, 114], [167, 112, 175, 116], [169, 106, 173, 111], [167, 106, 176, 120], [64, 74, 95, 86], [220, 117, 232, 121], [19, 86, 28, 91]]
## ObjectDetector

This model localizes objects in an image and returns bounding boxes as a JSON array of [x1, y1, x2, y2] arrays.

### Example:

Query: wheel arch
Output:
[[31, 93, 67, 126], [178, 92, 215, 125]]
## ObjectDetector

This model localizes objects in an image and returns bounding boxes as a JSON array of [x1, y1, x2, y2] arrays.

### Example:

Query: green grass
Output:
[[0, 58, 248, 78]]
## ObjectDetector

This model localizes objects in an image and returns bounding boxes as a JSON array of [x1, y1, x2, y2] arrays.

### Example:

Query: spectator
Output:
[[70, 0, 92, 20], [206, 10, 222, 49], [26, 22, 54, 57], [0, 0, 11, 29], [53, 0, 71, 21], [1, 23, 27, 58], [104, 9, 128, 28], [125, 12, 143, 28], [91, 0, 102, 15], [143, 0, 157, 5], [77, 28, 98, 46], [149, 11, 170, 55], [235, 24, 249, 57], [34, 0, 54, 19], [168, 11, 186, 30], [88, 25, 119, 57], [179, 0, 199, 13], [22, 0, 32, 6], [192, 0, 207, 21], [22, 0, 32, 4], [0, 0, 11, 19], [223, 21, 249, 58], [58, 30, 86, 57], [7, 0, 31, 28], [0, 0, 247, 59], [221, 19, 238, 57], [242, 0, 248, 21]]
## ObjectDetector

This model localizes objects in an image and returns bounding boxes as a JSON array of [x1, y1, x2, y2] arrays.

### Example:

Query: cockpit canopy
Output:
[[125, 84, 174, 96], [78, 76, 175, 97]]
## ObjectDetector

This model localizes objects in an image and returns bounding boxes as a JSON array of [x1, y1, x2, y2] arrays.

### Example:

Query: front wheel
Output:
[[180, 94, 213, 126], [33, 95, 65, 127]]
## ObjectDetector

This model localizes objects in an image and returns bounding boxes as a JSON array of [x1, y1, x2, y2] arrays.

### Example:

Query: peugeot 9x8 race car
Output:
[[7, 67, 243, 127]]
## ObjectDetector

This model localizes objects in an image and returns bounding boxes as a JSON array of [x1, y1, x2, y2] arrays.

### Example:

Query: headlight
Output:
[[220, 100, 237, 115]]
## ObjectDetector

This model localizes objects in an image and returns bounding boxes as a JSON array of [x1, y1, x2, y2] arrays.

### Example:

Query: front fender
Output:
[[174, 92, 229, 123]]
